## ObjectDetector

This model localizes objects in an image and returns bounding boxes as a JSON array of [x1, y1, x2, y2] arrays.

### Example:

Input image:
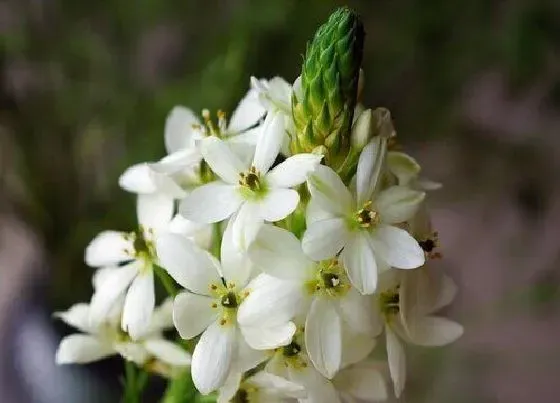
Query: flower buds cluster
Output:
[[54, 7, 462, 403]]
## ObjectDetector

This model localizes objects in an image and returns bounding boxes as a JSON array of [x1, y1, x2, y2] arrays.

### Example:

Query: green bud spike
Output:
[[292, 7, 365, 166]]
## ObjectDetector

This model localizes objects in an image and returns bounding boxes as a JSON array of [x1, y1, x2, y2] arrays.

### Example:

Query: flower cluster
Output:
[[55, 7, 462, 403]]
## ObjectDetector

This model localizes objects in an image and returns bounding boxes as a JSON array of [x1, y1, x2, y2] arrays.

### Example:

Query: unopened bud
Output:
[[372, 107, 395, 139], [350, 108, 373, 150]]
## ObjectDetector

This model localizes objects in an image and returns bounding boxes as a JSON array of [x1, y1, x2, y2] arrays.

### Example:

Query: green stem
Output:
[[154, 265, 178, 297], [211, 222, 222, 259]]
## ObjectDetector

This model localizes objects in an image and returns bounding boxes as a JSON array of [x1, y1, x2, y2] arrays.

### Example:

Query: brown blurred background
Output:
[[1, 0, 559, 402]]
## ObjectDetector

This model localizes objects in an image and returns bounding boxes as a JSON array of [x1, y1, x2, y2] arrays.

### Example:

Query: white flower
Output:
[[180, 127, 322, 250], [373, 269, 463, 397], [218, 371, 306, 403], [119, 87, 266, 198], [238, 225, 378, 379], [155, 220, 293, 394], [302, 138, 426, 295], [86, 194, 174, 338], [332, 360, 388, 403], [387, 151, 442, 191], [264, 328, 379, 403], [55, 298, 191, 373]]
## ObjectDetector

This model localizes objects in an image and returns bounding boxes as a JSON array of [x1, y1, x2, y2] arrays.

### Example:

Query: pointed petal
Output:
[[227, 88, 265, 133], [240, 322, 296, 350], [54, 303, 92, 333], [340, 327, 377, 368], [231, 202, 262, 251], [334, 362, 387, 401], [180, 181, 242, 223], [238, 274, 305, 327], [56, 335, 115, 364], [201, 137, 247, 183], [406, 316, 463, 346], [249, 225, 313, 280], [308, 165, 353, 216], [165, 106, 200, 154], [144, 339, 192, 366], [371, 226, 425, 269], [173, 291, 218, 340], [336, 288, 378, 336], [356, 137, 387, 205], [387, 151, 421, 183], [432, 274, 459, 312], [386, 327, 406, 397], [376, 186, 425, 225], [250, 372, 307, 398], [122, 270, 155, 340], [220, 217, 252, 287], [85, 231, 132, 267], [89, 262, 139, 325], [341, 233, 378, 295], [137, 193, 174, 233], [266, 154, 322, 188], [305, 297, 342, 379], [119, 163, 157, 194], [192, 322, 236, 394], [302, 218, 349, 261], [258, 189, 299, 222], [156, 233, 220, 294], [253, 111, 284, 173]]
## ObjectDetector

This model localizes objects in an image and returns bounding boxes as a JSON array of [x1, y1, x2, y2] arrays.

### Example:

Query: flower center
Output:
[[239, 166, 262, 192], [418, 231, 442, 259], [379, 286, 400, 318], [220, 291, 239, 309], [306, 259, 350, 297], [354, 201, 380, 228], [124, 226, 156, 268], [282, 341, 302, 357]]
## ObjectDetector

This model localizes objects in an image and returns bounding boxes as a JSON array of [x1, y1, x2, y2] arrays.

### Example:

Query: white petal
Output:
[[340, 328, 377, 368], [85, 231, 132, 267], [266, 154, 322, 188], [308, 165, 353, 216], [335, 362, 387, 401], [114, 342, 150, 364], [305, 297, 342, 379], [240, 322, 296, 350], [386, 327, 406, 397], [387, 151, 421, 186], [220, 217, 252, 287], [371, 226, 425, 269], [231, 202, 262, 251], [152, 149, 201, 177], [56, 334, 114, 364], [258, 188, 299, 222], [405, 316, 463, 346], [306, 198, 337, 225], [291, 366, 340, 403], [165, 106, 200, 154], [89, 262, 139, 325], [122, 271, 155, 340], [192, 322, 236, 394], [201, 137, 247, 183], [336, 288, 377, 336], [237, 274, 304, 328], [302, 218, 349, 261], [250, 372, 306, 398], [432, 274, 459, 312], [168, 214, 208, 237], [356, 137, 387, 205], [119, 163, 157, 194], [249, 225, 313, 280], [180, 181, 242, 223], [156, 233, 220, 294], [137, 193, 174, 233], [144, 339, 192, 366], [227, 88, 266, 133], [146, 298, 174, 332], [218, 371, 242, 403], [341, 233, 378, 295], [54, 303, 92, 333], [235, 333, 269, 371], [173, 292, 218, 340], [253, 111, 284, 173], [376, 186, 425, 225]]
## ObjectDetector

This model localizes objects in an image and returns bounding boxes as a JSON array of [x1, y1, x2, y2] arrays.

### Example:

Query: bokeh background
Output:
[[1, 0, 560, 402]]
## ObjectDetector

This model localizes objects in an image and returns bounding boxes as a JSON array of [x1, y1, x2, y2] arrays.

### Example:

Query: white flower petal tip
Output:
[[55, 335, 114, 365], [240, 322, 297, 350]]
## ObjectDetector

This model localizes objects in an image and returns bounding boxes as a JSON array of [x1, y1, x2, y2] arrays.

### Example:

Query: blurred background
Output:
[[1, 0, 560, 402]]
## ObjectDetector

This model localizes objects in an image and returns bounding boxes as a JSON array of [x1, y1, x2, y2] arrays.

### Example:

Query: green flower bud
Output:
[[292, 7, 365, 165]]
